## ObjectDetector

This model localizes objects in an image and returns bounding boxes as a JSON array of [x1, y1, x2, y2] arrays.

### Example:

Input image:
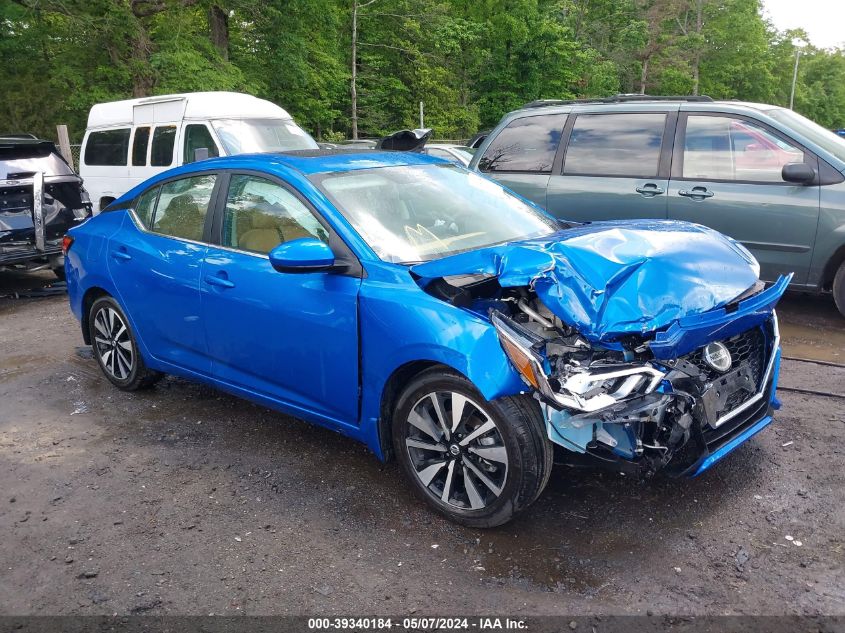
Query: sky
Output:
[[762, 0, 845, 49]]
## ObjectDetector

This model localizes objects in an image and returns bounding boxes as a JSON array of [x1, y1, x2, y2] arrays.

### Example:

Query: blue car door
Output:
[[200, 172, 362, 425], [107, 172, 219, 374]]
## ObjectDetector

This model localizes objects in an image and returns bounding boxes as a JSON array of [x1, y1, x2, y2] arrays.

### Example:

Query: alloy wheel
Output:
[[93, 306, 134, 380], [405, 391, 509, 510]]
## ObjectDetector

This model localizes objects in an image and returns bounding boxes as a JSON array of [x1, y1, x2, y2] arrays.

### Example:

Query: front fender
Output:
[[357, 264, 525, 459]]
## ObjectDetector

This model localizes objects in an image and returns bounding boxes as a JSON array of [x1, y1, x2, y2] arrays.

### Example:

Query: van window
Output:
[[564, 113, 666, 177], [84, 129, 130, 166], [132, 127, 150, 166], [478, 114, 566, 173], [151, 126, 177, 167], [183, 125, 220, 164], [682, 115, 807, 182], [150, 174, 216, 241]]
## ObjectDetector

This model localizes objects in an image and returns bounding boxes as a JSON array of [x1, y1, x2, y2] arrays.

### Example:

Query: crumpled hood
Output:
[[410, 220, 763, 342]]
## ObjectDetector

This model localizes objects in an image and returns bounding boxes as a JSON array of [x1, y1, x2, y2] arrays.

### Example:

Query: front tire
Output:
[[833, 261, 845, 318], [88, 296, 162, 391], [392, 368, 552, 528]]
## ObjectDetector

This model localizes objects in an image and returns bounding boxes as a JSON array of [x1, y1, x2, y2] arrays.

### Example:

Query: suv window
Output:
[[683, 115, 807, 182], [150, 174, 216, 241], [183, 124, 220, 164], [222, 174, 328, 254], [84, 129, 130, 166], [564, 113, 666, 177], [478, 114, 566, 173], [151, 125, 177, 167], [132, 127, 150, 166]]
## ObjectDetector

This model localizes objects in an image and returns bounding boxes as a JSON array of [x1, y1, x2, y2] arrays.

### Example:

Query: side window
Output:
[[222, 174, 328, 254], [183, 124, 220, 164], [150, 174, 216, 241], [132, 127, 150, 166], [683, 115, 807, 182], [134, 186, 159, 228], [478, 114, 566, 173], [83, 129, 130, 166], [150, 125, 177, 167], [564, 113, 666, 177]]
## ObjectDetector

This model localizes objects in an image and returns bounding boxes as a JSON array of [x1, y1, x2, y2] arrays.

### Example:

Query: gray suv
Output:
[[469, 95, 845, 317]]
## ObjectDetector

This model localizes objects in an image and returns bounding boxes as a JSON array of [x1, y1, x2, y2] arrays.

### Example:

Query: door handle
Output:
[[110, 249, 132, 261], [678, 187, 714, 200], [204, 274, 235, 289], [635, 184, 665, 196]]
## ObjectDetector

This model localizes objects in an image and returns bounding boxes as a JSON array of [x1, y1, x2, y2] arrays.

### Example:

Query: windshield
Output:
[[315, 164, 558, 263], [767, 108, 845, 164], [211, 118, 318, 154]]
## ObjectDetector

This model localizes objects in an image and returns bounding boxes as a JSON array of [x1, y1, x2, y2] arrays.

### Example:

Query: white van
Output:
[[80, 91, 318, 213]]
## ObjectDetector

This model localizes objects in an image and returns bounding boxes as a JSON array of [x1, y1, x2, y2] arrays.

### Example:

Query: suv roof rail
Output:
[[521, 94, 715, 109], [0, 133, 40, 140]]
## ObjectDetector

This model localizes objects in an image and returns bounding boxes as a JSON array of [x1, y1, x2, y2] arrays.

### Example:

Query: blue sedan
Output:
[[65, 150, 787, 527]]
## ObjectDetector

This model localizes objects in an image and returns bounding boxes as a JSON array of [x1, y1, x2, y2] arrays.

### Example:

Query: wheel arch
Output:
[[377, 360, 466, 462], [80, 286, 112, 344], [820, 243, 845, 291]]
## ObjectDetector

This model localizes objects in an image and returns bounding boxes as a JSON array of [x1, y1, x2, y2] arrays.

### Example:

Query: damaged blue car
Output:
[[64, 151, 787, 527]]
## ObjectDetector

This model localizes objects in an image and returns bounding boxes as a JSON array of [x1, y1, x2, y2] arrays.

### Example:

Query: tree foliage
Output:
[[1, 0, 843, 142]]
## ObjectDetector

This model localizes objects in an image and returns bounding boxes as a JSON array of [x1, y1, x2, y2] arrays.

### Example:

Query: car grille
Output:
[[684, 325, 767, 421]]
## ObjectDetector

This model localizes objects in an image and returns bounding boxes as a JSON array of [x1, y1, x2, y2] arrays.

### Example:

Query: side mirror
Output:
[[782, 162, 815, 185], [268, 238, 335, 273], [193, 147, 210, 162]]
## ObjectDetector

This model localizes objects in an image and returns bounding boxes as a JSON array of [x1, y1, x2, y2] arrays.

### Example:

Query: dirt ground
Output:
[[0, 271, 843, 616]]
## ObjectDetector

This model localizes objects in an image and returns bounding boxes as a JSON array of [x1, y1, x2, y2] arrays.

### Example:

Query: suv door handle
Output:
[[635, 184, 665, 197], [678, 187, 714, 200], [204, 273, 235, 289], [110, 248, 132, 262]]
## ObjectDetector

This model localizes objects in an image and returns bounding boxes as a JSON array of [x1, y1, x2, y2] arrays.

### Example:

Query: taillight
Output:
[[62, 235, 74, 255]]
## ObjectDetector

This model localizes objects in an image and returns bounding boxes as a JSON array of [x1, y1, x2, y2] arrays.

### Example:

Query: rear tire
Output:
[[391, 367, 552, 528], [88, 296, 162, 391], [834, 261, 845, 318]]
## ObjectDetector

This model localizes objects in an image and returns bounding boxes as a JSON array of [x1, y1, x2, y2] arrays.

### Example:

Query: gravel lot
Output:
[[1, 271, 843, 616]]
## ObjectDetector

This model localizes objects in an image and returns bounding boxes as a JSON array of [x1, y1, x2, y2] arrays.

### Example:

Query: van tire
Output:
[[833, 261, 845, 318]]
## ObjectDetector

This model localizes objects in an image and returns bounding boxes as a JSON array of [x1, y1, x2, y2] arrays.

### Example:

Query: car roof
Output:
[[190, 149, 448, 176]]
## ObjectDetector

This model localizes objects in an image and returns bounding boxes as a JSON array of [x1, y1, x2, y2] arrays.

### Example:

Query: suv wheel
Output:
[[834, 261, 845, 318], [88, 296, 162, 391], [392, 368, 553, 528]]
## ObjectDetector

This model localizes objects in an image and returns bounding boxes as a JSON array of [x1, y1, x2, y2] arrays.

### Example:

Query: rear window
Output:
[[151, 126, 177, 167], [478, 114, 566, 173], [563, 113, 666, 177], [84, 129, 131, 166]]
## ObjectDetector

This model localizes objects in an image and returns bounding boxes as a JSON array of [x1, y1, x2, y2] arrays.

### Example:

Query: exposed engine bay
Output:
[[422, 271, 782, 477]]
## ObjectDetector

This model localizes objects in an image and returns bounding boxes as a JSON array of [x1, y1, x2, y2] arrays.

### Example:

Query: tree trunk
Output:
[[209, 5, 229, 61], [351, 0, 358, 140], [131, 29, 155, 97], [692, 0, 703, 95], [639, 57, 650, 94]]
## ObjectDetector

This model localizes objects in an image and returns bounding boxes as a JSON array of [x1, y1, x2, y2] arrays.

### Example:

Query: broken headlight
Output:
[[491, 310, 665, 413]]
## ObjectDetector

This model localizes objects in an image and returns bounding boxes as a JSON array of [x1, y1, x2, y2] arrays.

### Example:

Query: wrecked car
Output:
[[1, 135, 92, 278], [64, 150, 787, 527]]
